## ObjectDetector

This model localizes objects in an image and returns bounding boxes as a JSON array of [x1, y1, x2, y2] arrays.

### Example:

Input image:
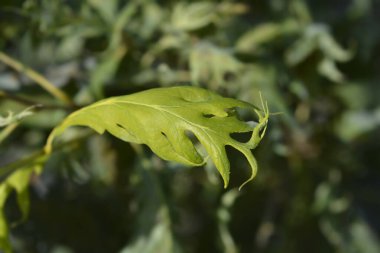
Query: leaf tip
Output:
[[238, 177, 253, 191], [222, 172, 230, 189]]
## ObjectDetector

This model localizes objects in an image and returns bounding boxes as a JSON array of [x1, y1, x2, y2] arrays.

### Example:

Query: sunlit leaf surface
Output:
[[46, 86, 269, 188]]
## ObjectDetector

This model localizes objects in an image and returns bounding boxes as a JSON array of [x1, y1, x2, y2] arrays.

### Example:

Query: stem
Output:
[[0, 132, 94, 181], [0, 123, 18, 144], [0, 90, 75, 111], [0, 149, 46, 181], [0, 51, 74, 106]]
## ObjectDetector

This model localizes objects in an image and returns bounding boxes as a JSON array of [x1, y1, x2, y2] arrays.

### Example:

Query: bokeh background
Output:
[[1, 0, 380, 253]]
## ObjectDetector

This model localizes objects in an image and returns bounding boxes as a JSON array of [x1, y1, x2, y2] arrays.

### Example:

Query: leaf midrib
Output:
[[112, 100, 227, 165], [111, 100, 215, 131]]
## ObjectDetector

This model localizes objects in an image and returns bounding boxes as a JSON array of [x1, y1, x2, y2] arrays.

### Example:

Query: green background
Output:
[[1, 0, 380, 252]]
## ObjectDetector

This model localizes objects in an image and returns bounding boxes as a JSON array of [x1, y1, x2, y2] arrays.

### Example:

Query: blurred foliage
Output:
[[0, 0, 380, 253]]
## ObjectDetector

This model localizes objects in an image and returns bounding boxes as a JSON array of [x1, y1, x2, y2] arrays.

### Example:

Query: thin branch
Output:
[[0, 51, 74, 106], [0, 149, 47, 181], [0, 123, 18, 144], [0, 131, 94, 181], [0, 90, 76, 111]]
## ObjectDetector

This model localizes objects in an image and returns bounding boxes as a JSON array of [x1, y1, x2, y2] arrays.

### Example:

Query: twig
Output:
[[0, 51, 74, 106], [0, 149, 47, 181], [0, 90, 76, 111], [0, 131, 94, 181], [0, 123, 18, 144]]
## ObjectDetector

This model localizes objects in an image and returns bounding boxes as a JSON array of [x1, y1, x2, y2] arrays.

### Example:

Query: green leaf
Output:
[[236, 19, 299, 53], [334, 108, 380, 142], [0, 106, 36, 127], [190, 42, 243, 88], [285, 24, 352, 67], [170, 2, 215, 31], [90, 2, 137, 98], [0, 184, 12, 253], [319, 33, 352, 62], [0, 166, 40, 253], [120, 221, 181, 253], [7, 168, 34, 222], [318, 57, 345, 83], [45, 86, 269, 188], [89, 44, 127, 98], [87, 0, 117, 25]]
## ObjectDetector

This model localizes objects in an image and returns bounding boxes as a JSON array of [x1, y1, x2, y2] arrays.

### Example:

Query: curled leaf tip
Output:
[[238, 176, 254, 191], [223, 177, 229, 189]]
